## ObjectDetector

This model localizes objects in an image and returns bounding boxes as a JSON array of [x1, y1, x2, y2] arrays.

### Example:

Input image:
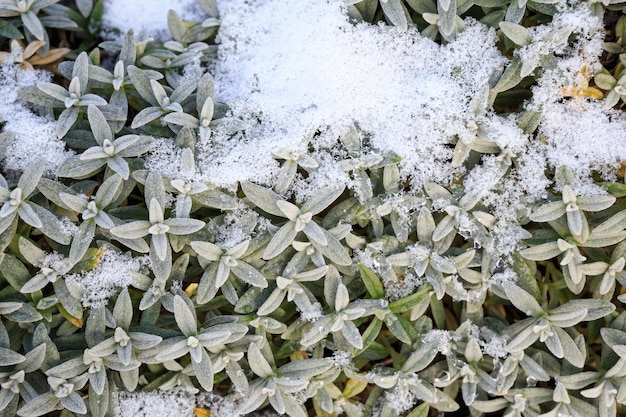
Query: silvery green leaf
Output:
[[163, 217, 206, 235], [566, 208, 584, 238], [379, 0, 408, 30], [59, 392, 87, 415], [95, 174, 123, 208], [162, 112, 200, 128], [170, 79, 197, 104], [16, 392, 58, 417], [499, 21, 530, 45], [193, 348, 214, 391], [0, 347, 25, 366], [577, 194, 616, 212], [257, 288, 286, 316], [565, 299, 615, 321], [144, 171, 166, 210], [302, 187, 345, 215], [87, 105, 112, 146], [174, 295, 197, 336], [131, 106, 164, 128], [58, 192, 87, 212], [56, 107, 79, 138], [238, 384, 268, 415], [197, 73, 215, 112], [47, 357, 88, 379], [167, 9, 185, 41], [54, 279, 83, 318], [553, 326, 584, 367], [127, 66, 159, 106], [241, 182, 284, 217], [18, 161, 46, 198], [17, 202, 42, 228], [129, 332, 162, 349], [110, 220, 151, 239], [22, 274, 51, 293], [30, 204, 72, 244], [113, 288, 133, 329], [77, 94, 108, 107], [150, 240, 172, 281], [248, 342, 274, 378], [529, 201, 565, 222], [18, 236, 46, 265], [192, 189, 239, 210], [548, 306, 587, 327], [231, 262, 268, 288], [492, 57, 523, 94], [311, 228, 352, 266], [277, 200, 300, 221], [335, 283, 350, 312], [263, 222, 297, 260], [437, 0, 456, 36], [151, 233, 169, 261], [601, 328, 626, 348], [37, 82, 68, 102], [5, 301, 43, 323], [116, 135, 154, 157], [593, 210, 626, 234], [519, 241, 561, 261], [341, 320, 363, 349], [0, 301, 22, 315], [402, 340, 438, 373], [68, 219, 95, 265], [303, 221, 327, 245], [190, 241, 223, 261], [502, 282, 543, 316], [583, 230, 626, 247], [56, 155, 106, 179], [155, 337, 189, 362]]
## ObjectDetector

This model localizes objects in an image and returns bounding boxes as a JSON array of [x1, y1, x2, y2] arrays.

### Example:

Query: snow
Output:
[[101, 0, 203, 41], [204, 0, 507, 191], [117, 389, 196, 417], [0, 64, 73, 174], [65, 249, 149, 308]]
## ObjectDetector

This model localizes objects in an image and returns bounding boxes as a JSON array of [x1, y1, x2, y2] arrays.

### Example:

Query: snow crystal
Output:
[[101, 0, 204, 41], [118, 389, 195, 417], [66, 250, 148, 308], [0, 64, 72, 173]]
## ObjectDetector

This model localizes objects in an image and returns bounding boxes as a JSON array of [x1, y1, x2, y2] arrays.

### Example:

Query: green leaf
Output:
[[127, 66, 159, 106], [263, 223, 297, 260], [499, 21, 530, 45], [492, 57, 523, 94], [68, 220, 95, 265], [131, 106, 164, 128], [0, 20, 23, 39], [389, 287, 431, 314], [56, 155, 106, 179], [1, 254, 31, 290], [174, 294, 197, 337], [16, 392, 58, 417], [379, 0, 408, 30], [0, 347, 25, 366], [241, 182, 284, 217], [406, 403, 430, 417], [87, 105, 113, 145], [358, 263, 384, 299]]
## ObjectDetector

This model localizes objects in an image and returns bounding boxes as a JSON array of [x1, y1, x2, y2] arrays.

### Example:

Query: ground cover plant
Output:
[[2, 0, 626, 416]]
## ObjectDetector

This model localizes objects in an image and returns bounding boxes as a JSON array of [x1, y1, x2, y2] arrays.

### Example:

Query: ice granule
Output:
[[118, 389, 195, 417], [66, 250, 148, 308]]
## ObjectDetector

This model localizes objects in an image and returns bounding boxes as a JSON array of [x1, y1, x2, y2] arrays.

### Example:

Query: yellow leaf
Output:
[[185, 283, 198, 297], [194, 408, 211, 417], [343, 378, 368, 398], [58, 303, 83, 328]]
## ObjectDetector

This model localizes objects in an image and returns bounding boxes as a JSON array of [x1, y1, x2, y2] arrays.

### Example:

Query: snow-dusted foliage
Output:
[[2, 1, 626, 417]]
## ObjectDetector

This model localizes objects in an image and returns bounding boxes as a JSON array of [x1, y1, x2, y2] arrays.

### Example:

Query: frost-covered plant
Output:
[[2, 0, 626, 417]]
